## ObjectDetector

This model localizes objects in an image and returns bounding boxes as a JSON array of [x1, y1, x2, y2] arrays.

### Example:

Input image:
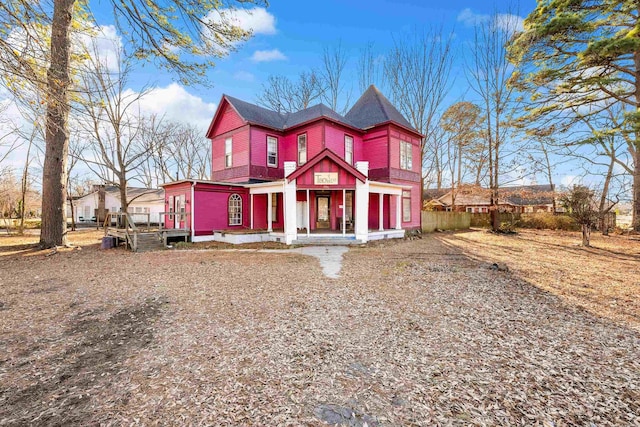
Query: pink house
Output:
[[161, 85, 422, 244]]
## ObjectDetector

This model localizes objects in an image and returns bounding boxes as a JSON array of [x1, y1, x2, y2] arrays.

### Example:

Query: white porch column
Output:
[[306, 189, 310, 237], [284, 162, 297, 244], [342, 188, 346, 236], [267, 192, 273, 232], [378, 193, 384, 231], [396, 194, 402, 230], [250, 193, 254, 230], [355, 161, 369, 243]]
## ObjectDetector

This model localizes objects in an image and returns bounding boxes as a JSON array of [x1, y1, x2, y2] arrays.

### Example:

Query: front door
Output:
[[316, 196, 330, 229], [174, 195, 184, 229]]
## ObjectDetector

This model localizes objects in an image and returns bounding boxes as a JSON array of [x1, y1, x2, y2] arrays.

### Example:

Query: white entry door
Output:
[[174, 195, 185, 228], [296, 201, 308, 230]]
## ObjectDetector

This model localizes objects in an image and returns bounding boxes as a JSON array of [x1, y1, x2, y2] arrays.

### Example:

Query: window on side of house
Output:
[[267, 136, 278, 167], [400, 140, 413, 170], [225, 137, 232, 168], [228, 193, 242, 226], [345, 135, 353, 165], [466, 207, 473, 213], [298, 134, 307, 165], [402, 190, 411, 222]]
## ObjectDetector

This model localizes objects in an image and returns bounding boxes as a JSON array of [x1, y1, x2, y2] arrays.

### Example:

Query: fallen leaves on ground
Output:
[[0, 229, 638, 425]]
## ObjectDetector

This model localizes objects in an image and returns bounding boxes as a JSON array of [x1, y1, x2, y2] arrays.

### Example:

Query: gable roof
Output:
[[224, 95, 286, 130], [209, 86, 418, 137], [345, 85, 419, 134], [287, 148, 367, 183]]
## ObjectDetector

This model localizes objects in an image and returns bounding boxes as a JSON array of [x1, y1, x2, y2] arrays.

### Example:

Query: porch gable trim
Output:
[[286, 148, 367, 183]]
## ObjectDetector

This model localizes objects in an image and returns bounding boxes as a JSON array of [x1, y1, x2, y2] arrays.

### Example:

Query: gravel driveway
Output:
[[0, 233, 638, 425]]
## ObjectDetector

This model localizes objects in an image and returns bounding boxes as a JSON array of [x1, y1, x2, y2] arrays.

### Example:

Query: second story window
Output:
[[298, 134, 307, 165], [267, 136, 278, 167], [400, 140, 412, 170], [345, 135, 353, 165], [225, 137, 232, 168]]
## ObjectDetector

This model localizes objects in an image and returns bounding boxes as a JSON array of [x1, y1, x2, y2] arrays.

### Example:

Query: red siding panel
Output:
[[211, 103, 245, 135], [362, 127, 389, 169], [211, 127, 250, 181]]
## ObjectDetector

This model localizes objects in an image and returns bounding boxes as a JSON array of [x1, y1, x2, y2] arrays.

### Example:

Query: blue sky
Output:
[[122, 0, 537, 112], [5, 0, 608, 193]]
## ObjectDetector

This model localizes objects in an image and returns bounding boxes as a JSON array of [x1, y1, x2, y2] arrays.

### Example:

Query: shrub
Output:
[[518, 213, 578, 231]]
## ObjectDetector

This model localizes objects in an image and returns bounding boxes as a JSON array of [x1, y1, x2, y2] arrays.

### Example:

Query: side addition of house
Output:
[[161, 85, 423, 245]]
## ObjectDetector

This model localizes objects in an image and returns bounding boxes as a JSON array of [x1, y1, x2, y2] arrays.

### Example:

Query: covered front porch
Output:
[[244, 151, 407, 245]]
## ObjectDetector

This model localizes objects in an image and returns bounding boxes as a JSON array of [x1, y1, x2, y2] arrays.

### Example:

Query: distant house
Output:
[[425, 184, 558, 213], [68, 185, 165, 223]]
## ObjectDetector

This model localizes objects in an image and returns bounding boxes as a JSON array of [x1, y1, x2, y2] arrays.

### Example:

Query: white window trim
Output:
[[228, 193, 242, 226], [400, 140, 413, 170], [225, 137, 232, 168], [298, 134, 307, 165], [402, 190, 411, 222], [267, 136, 278, 167], [345, 135, 353, 165]]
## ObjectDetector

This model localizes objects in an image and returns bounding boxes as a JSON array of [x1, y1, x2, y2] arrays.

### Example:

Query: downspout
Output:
[[191, 182, 195, 240]]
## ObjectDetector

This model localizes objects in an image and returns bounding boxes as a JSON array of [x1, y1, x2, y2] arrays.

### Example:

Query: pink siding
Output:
[[211, 102, 245, 136], [323, 122, 363, 164], [295, 158, 357, 188], [162, 182, 192, 230], [211, 127, 250, 181], [249, 127, 284, 181], [367, 193, 391, 230], [362, 127, 389, 169], [388, 125, 421, 173], [193, 185, 249, 235], [283, 123, 324, 164], [251, 193, 284, 230]]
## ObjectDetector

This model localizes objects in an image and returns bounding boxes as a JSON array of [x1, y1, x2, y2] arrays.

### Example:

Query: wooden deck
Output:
[[104, 212, 191, 252]]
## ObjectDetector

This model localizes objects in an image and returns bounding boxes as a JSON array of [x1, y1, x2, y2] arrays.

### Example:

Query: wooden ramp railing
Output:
[[104, 212, 165, 252]]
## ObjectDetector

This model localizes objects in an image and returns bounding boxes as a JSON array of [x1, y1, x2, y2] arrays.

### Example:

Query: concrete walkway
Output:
[[218, 246, 349, 279]]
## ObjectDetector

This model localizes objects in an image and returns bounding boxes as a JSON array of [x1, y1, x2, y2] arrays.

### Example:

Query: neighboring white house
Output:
[[68, 186, 165, 224]]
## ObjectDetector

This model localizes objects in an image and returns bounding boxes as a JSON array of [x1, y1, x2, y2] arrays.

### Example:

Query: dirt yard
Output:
[[0, 229, 638, 425]]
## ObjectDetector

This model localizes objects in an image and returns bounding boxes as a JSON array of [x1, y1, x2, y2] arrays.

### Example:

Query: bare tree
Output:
[[357, 42, 384, 94], [321, 42, 351, 115], [257, 71, 325, 113], [467, 11, 522, 231], [384, 27, 455, 192], [75, 44, 152, 220], [139, 116, 211, 186]]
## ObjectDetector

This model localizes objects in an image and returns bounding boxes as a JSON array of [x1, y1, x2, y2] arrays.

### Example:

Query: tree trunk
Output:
[[582, 223, 591, 247], [634, 149, 640, 231], [119, 181, 128, 229], [69, 197, 76, 231], [40, 0, 76, 248]]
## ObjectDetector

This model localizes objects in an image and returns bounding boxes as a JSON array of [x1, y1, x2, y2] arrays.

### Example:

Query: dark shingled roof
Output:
[[345, 85, 417, 132], [224, 95, 286, 130], [284, 104, 353, 128], [222, 86, 418, 134]]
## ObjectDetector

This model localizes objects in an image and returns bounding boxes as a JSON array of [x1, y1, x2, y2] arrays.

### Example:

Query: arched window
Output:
[[228, 194, 242, 226]]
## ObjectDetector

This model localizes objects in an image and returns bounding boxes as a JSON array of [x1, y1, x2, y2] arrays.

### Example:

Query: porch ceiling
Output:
[[369, 181, 407, 196]]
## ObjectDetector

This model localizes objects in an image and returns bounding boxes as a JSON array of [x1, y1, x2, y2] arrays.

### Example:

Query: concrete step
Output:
[[292, 238, 363, 246]]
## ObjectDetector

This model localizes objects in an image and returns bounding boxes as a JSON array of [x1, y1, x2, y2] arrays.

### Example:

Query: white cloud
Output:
[[222, 7, 277, 35], [233, 71, 256, 82], [203, 7, 276, 38], [457, 8, 524, 33], [561, 175, 578, 187], [457, 8, 489, 27], [75, 25, 122, 72], [250, 49, 287, 62], [135, 83, 217, 131]]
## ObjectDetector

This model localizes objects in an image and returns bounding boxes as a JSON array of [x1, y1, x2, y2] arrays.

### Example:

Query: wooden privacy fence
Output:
[[421, 211, 471, 233]]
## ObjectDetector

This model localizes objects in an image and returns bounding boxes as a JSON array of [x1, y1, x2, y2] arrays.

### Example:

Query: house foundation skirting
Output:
[[191, 230, 405, 245]]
